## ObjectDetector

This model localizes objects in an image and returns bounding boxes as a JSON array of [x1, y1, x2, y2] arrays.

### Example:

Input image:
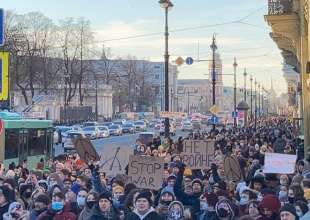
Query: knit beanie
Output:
[[259, 194, 281, 213], [192, 178, 203, 189], [280, 204, 298, 219], [71, 183, 81, 195], [135, 190, 153, 206], [35, 194, 51, 206], [183, 168, 192, 177]]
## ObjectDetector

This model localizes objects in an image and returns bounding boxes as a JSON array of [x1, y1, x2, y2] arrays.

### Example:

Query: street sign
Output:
[[211, 115, 219, 124], [0, 52, 9, 101], [185, 57, 194, 65], [0, 9, 4, 46], [210, 105, 220, 115], [175, 56, 184, 66], [232, 111, 238, 118]]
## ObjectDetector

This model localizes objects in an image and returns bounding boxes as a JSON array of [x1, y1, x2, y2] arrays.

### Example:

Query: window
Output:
[[5, 129, 19, 159], [27, 129, 46, 156], [155, 74, 159, 79]]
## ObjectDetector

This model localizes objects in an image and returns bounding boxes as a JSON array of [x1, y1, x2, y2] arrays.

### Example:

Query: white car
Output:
[[109, 124, 123, 136], [64, 131, 85, 152], [181, 121, 194, 132], [83, 126, 100, 139], [134, 121, 147, 131], [98, 126, 110, 138]]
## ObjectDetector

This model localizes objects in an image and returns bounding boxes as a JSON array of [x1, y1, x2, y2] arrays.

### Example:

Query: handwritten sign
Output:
[[100, 146, 133, 177], [128, 155, 164, 190], [181, 140, 215, 169], [74, 138, 100, 162], [263, 153, 297, 174]]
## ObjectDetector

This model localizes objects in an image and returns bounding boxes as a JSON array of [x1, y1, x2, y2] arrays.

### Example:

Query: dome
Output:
[[237, 101, 249, 111]]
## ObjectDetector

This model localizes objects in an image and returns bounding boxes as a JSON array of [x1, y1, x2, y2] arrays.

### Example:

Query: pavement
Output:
[[54, 128, 191, 156]]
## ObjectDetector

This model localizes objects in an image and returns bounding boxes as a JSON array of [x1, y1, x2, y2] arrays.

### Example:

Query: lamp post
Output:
[[250, 75, 253, 120], [170, 88, 173, 112], [261, 86, 264, 116], [254, 79, 257, 130], [95, 76, 98, 121], [243, 68, 247, 102], [210, 34, 217, 131], [233, 57, 237, 128], [159, 0, 173, 138], [258, 83, 261, 118]]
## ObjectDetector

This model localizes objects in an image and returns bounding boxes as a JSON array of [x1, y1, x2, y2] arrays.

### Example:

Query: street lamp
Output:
[[243, 68, 247, 102], [250, 75, 253, 120], [254, 79, 257, 130], [233, 57, 237, 128], [159, 0, 173, 138], [210, 34, 217, 131], [258, 83, 261, 118]]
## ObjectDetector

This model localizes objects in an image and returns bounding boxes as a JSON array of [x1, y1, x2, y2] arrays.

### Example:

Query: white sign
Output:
[[263, 153, 297, 174]]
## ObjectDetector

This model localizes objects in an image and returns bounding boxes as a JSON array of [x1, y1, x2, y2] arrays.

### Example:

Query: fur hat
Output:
[[259, 194, 281, 213]]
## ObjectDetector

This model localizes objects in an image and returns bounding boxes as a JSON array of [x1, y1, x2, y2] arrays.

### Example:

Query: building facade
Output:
[[176, 79, 211, 114], [265, 0, 310, 152]]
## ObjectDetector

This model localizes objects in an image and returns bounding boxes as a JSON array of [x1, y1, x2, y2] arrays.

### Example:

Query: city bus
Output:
[[0, 111, 54, 169]]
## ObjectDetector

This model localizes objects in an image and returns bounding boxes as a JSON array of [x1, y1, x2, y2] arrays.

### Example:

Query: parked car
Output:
[[136, 132, 156, 146], [134, 120, 147, 131], [122, 123, 136, 134], [64, 131, 85, 152], [83, 121, 98, 127], [109, 124, 123, 136], [181, 121, 194, 132], [99, 122, 114, 127], [83, 126, 100, 139], [98, 126, 110, 138]]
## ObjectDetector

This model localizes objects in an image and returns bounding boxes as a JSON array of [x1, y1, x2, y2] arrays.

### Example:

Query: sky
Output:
[[1, 0, 286, 95]]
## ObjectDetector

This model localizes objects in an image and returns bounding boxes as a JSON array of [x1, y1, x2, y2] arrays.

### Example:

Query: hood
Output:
[[133, 206, 155, 219]]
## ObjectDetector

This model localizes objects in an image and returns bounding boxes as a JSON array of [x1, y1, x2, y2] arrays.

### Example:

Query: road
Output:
[[54, 128, 191, 156]]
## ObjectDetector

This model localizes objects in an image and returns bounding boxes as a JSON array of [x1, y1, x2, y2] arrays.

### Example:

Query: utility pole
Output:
[[250, 75, 253, 120], [210, 34, 217, 131], [95, 79, 98, 121], [261, 86, 264, 116], [170, 88, 173, 112], [243, 68, 247, 102], [254, 79, 257, 130], [233, 57, 237, 128], [187, 90, 190, 115], [159, 0, 173, 138], [258, 83, 261, 118]]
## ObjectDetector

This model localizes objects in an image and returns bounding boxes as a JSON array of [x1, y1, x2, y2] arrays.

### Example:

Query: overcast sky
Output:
[[2, 0, 286, 95]]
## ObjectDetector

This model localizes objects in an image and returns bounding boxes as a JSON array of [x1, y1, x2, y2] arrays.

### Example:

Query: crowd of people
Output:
[[0, 117, 309, 220]]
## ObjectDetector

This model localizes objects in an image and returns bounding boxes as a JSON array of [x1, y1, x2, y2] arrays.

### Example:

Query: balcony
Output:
[[268, 0, 293, 15]]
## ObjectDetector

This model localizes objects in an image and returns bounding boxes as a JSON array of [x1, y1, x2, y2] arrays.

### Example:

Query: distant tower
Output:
[[208, 52, 223, 109]]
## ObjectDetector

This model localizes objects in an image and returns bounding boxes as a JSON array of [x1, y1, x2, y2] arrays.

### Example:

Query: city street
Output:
[[54, 128, 192, 156]]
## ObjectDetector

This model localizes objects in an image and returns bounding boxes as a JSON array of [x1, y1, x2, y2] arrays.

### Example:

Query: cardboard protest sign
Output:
[[128, 155, 164, 190], [74, 138, 100, 162], [263, 153, 297, 174], [224, 155, 243, 182], [181, 140, 215, 169], [99, 146, 133, 176]]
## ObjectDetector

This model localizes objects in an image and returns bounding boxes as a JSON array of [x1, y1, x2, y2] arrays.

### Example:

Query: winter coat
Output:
[[173, 164, 201, 217], [29, 208, 48, 220], [156, 203, 169, 219], [87, 205, 120, 220], [125, 207, 164, 220], [3, 210, 30, 220], [78, 206, 92, 220], [197, 210, 217, 220], [37, 203, 77, 220], [0, 203, 10, 220]]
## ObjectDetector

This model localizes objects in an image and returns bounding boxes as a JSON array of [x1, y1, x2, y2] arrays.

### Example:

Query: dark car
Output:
[[136, 132, 156, 146], [122, 123, 136, 134]]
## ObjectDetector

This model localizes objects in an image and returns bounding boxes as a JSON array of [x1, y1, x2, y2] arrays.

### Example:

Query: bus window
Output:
[[5, 130, 19, 159], [28, 129, 46, 156]]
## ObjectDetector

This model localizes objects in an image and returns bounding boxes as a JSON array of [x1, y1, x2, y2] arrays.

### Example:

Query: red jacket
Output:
[[37, 203, 77, 220]]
